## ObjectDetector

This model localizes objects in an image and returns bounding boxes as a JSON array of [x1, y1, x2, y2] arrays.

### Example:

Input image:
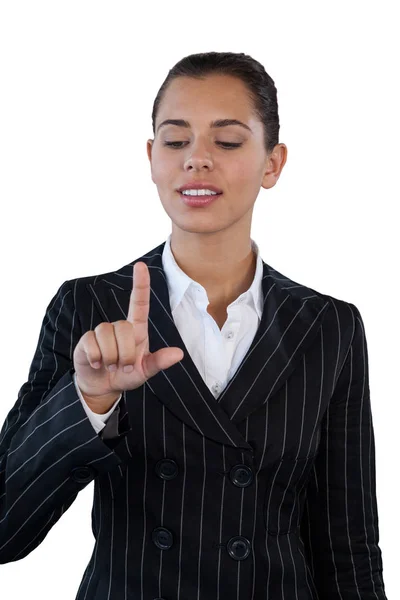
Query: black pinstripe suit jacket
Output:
[[0, 240, 388, 599]]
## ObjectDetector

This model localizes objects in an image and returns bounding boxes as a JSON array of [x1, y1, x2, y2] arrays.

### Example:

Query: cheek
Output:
[[230, 171, 257, 194], [151, 160, 175, 188], [226, 155, 259, 183]]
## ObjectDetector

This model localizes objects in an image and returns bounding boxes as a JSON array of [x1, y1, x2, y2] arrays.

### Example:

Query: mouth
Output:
[[178, 191, 223, 207]]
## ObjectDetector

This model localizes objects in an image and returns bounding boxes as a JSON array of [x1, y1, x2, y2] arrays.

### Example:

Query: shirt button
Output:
[[225, 331, 234, 339], [212, 383, 221, 393]]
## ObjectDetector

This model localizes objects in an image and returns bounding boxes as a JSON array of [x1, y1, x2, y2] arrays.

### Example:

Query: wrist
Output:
[[82, 392, 120, 414], [75, 376, 121, 414]]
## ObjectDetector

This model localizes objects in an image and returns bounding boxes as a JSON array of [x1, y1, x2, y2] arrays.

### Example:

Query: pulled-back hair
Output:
[[151, 51, 280, 155]]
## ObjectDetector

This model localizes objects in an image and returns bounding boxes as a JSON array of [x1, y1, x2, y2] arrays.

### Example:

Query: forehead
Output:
[[157, 74, 256, 123]]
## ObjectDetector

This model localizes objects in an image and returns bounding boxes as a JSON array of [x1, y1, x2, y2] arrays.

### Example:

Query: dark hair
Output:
[[151, 51, 280, 155]]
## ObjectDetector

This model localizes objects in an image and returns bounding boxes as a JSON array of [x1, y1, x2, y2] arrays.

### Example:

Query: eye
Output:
[[163, 141, 242, 149]]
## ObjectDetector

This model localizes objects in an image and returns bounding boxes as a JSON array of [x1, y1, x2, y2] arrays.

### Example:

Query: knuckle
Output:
[[134, 299, 148, 307], [113, 320, 133, 329], [94, 322, 113, 334], [81, 330, 93, 342]]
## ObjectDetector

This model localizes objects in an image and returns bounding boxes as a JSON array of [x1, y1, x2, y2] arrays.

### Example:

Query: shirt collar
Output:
[[162, 233, 264, 320]]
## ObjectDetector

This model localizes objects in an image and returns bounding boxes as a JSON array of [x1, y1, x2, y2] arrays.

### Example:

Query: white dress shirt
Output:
[[73, 233, 264, 435]]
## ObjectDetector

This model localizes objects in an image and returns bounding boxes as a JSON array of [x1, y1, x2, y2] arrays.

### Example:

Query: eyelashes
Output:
[[163, 141, 242, 150]]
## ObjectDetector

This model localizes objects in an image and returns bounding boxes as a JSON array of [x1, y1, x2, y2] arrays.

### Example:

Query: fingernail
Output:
[[123, 365, 133, 373], [108, 364, 117, 372], [93, 361, 101, 369]]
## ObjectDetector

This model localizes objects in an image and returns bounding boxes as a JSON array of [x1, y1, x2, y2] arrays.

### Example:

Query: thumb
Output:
[[143, 347, 184, 380]]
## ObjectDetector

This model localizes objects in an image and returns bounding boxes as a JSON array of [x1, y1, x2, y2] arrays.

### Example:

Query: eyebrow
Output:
[[157, 118, 253, 134]]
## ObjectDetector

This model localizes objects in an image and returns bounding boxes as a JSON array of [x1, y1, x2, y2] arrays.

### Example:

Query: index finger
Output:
[[127, 261, 150, 325]]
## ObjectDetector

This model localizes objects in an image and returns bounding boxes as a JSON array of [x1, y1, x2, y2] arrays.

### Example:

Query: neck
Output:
[[169, 230, 257, 307]]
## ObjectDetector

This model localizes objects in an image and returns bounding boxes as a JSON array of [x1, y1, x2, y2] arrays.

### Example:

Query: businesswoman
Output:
[[0, 51, 388, 599]]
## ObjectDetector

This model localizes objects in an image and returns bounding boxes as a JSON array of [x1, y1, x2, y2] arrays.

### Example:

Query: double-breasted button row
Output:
[[152, 528, 251, 561], [155, 459, 254, 488]]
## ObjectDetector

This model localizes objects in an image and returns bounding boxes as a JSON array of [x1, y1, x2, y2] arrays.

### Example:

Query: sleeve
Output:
[[0, 280, 130, 564], [73, 371, 122, 435], [299, 302, 388, 599]]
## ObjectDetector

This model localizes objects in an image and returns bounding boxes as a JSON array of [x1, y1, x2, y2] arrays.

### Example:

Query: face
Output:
[[147, 74, 287, 238]]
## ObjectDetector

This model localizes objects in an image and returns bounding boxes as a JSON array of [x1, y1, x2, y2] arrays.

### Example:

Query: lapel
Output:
[[87, 241, 330, 452]]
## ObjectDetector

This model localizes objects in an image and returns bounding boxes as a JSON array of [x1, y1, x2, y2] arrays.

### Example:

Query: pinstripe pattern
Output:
[[0, 239, 387, 599]]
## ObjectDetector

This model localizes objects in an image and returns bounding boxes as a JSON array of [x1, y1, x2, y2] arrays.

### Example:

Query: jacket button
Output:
[[227, 536, 251, 560], [155, 459, 179, 480], [70, 466, 95, 483], [152, 527, 174, 550], [229, 464, 253, 487]]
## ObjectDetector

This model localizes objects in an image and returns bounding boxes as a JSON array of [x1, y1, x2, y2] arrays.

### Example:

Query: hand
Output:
[[73, 261, 184, 413]]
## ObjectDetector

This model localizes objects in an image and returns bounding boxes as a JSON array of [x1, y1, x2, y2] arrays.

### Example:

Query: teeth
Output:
[[181, 189, 218, 196]]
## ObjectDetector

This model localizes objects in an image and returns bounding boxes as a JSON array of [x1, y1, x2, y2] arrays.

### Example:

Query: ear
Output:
[[147, 139, 153, 162], [260, 143, 288, 190]]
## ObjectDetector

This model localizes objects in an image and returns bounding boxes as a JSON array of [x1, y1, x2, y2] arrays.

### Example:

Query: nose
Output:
[[183, 151, 213, 172], [182, 135, 215, 170]]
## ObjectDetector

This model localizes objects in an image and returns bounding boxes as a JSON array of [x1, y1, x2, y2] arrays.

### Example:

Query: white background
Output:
[[0, 1, 398, 598]]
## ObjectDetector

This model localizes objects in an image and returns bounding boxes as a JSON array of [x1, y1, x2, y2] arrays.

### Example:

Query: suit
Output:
[[0, 238, 388, 599]]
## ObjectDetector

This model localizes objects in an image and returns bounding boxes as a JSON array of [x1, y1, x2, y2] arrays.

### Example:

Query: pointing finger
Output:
[[127, 262, 150, 326]]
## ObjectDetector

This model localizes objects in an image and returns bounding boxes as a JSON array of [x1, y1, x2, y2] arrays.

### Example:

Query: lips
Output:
[[177, 182, 223, 194], [179, 191, 222, 197], [179, 191, 222, 207]]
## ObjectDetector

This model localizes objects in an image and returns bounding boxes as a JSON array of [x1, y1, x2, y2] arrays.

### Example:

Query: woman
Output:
[[0, 51, 388, 599]]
